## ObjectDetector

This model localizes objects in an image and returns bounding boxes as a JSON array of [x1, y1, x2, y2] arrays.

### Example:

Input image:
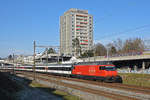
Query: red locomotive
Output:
[[72, 64, 122, 83]]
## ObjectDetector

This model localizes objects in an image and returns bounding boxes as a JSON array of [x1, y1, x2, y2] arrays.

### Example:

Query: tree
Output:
[[107, 43, 117, 55], [72, 38, 81, 56], [122, 38, 145, 53], [80, 50, 94, 58], [113, 38, 123, 54], [47, 48, 56, 54], [132, 38, 145, 52], [8, 55, 12, 61], [95, 43, 107, 56], [108, 46, 117, 55], [42, 48, 56, 55]]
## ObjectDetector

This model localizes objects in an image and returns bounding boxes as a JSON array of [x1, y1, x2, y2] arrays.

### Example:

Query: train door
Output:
[[45, 66, 48, 72]]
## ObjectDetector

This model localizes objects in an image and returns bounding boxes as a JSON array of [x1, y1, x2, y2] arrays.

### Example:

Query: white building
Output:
[[60, 8, 93, 56]]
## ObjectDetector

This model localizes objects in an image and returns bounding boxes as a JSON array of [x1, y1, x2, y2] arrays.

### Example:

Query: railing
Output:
[[117, 68, 150, 74], [107, 52, 143, 58], [81, 51, 147, 61]]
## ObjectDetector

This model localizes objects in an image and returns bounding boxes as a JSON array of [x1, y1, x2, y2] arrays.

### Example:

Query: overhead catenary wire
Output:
[[95, 24, 150, 42]]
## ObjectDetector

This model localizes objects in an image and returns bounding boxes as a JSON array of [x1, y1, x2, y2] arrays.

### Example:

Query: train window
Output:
[[104, 66, 116, 71], [99, 66, 105, 70], [67, 68, 71, 71], [27, 67, 33, 69], [99, 66, 116, 71], [36, 67, 44, 70], [48, 67, 54, 70]]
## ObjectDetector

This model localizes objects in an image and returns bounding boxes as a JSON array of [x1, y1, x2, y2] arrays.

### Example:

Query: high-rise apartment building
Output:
[[60, 8, 93, 56]]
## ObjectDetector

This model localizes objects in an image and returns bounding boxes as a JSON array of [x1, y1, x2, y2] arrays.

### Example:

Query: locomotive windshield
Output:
[[99, 66, 116, 71]]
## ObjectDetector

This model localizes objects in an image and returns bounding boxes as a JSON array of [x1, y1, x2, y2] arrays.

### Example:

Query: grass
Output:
[[53, 90, 82, 100], [119, 73, 150, 87], [30, 81, 83, 100]]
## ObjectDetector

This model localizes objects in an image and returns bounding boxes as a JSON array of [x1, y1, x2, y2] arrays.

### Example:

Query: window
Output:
[[99, 67, 105, 70], [47, 67, 72, 71], [99, 66, 116, 71], [105, 66, 116, 71]]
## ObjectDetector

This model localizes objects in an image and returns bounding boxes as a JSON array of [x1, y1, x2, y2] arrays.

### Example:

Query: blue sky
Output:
[[0, 0, 150, 57]]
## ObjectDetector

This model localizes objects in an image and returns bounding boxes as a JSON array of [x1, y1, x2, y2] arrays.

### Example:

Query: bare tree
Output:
[[113, 38, 123, 54], [132, 38, 145, 52], [95, 43, 107, 56], [122, 38, 145, 53], [106, 38, 145, 55], [144, 39, 150, 51]]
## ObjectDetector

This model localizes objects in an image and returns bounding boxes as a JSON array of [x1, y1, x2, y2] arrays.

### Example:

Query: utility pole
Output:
[[107, 47, 109, 64], [46, 48, 48, 66], [13, 53, 15, 74], [33, 41, 36, 80], [57, 47, 59, 63], [58, 55, 59, 63]]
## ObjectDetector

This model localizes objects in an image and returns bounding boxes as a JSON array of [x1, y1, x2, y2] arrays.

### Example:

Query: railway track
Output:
[[16, 72, 139, 100], [14, 71, 150, 100], [18, 71, 150, 95], [59, 75, 150, 95]]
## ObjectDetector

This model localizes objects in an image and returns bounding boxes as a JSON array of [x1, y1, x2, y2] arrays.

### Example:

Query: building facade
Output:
[[60, 8, 93, 56]]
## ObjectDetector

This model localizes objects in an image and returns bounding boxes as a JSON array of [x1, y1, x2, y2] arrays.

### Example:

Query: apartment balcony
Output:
[[76, 14, 88, 17], [76, 25, 87, 27], [83, 40, 88, 42], [76, 28, 80, 30], [80, 22, 88, 24], [80, 43, 88, 45], [76, 18, 84, 20], [76, 25, 80, 27]]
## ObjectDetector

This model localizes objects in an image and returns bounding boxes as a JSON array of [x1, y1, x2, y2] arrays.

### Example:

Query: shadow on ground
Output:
[[0, 72, 32, 100], [0, 72, 80, 100]]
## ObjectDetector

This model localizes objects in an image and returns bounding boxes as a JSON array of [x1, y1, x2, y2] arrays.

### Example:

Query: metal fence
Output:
[[117, 68, 150, 74]]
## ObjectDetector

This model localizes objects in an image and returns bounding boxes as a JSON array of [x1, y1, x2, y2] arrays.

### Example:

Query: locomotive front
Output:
[[99, 65, 122, 83]]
